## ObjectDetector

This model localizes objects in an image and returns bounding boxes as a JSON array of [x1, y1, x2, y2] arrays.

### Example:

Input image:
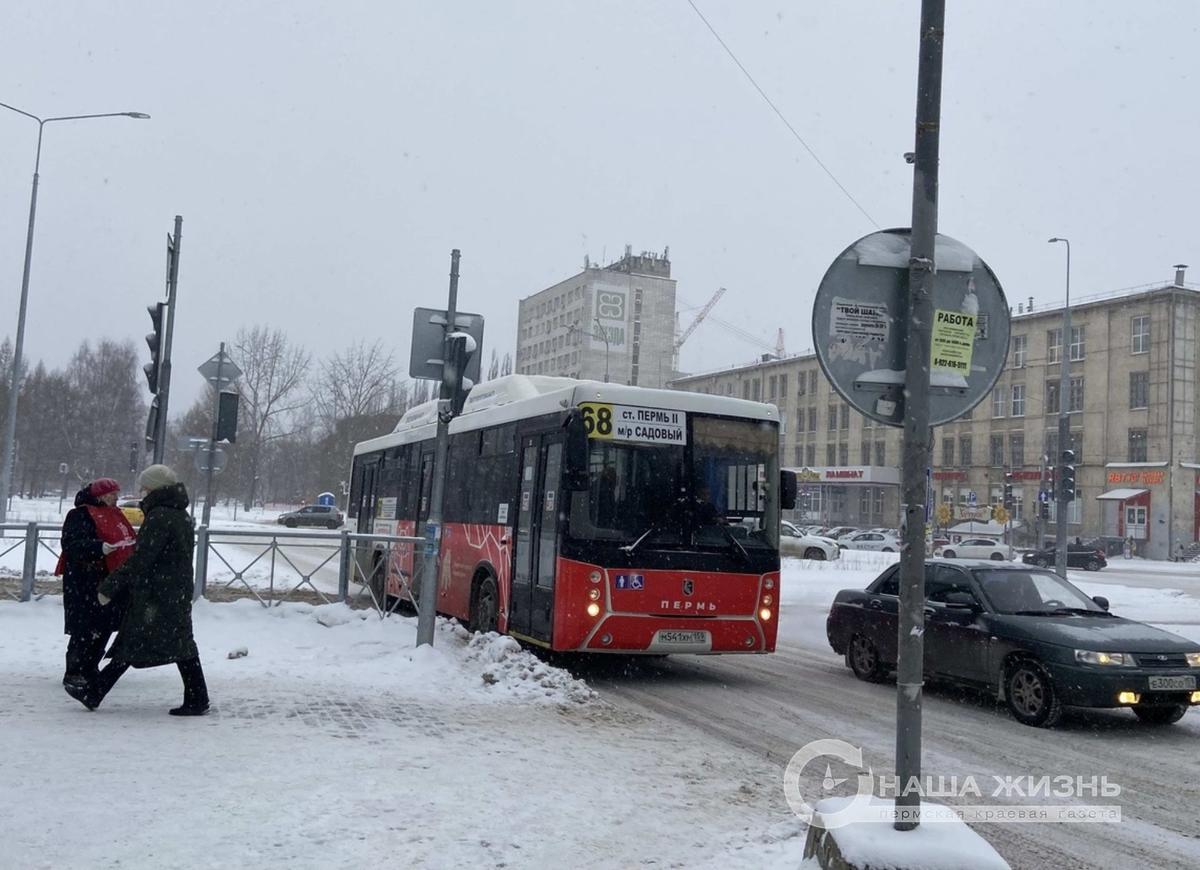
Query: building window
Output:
[[859, 488, 871, 518], [797, 373, 807, 396], [839, 443, 849, 466], [768, 375, 777, 399], [742, 382, 750, 400], [1011, 334, 1027, 368], [1069, 326, 1085, 361], [992, 389, 1005, 418], [1131, 315, 1150, 354], [1129, 371, 1149, 409], [752, 379, 761, 401], [1047, 328, 1062, 365], [873, 487, 884, 515], [875, 441, 886, 466], [1128, 428, 1148, 462], [1010, 433, 1024, 466], [808, 407, 818, 433], [840, 403, 849, 430], [779, 374, 788, 398], [809, 370, 818, 393], [959, 436, 972, 465], [860, 441, 871, 465], [808, 487, 823, 517], [806, 444, 816, 466], [796, 409, 805, 432], [942, 438, 955, 467], [828, 405, 838, 432], [826, 443, 837, 465], [794, 445, 803, 465], [1046, 379, 1060, 415], [990, 435, 1005, 466], [1067, 376, 1084, 413], [1011, 384, 1025, 417]]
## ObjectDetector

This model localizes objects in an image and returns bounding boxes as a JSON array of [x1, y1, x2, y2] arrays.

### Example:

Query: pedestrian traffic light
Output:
[[1060, 449, 1076, 502], [1003, 471, 1015, 509], [144, 302, 166, 394], [441, 331, 478, 418]]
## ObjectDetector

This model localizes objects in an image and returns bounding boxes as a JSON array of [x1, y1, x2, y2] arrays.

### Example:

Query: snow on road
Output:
[[0, 598, 800, 869]]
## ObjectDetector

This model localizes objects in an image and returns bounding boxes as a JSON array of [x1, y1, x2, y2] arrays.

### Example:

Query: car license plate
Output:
[[1148, 675, 1196, 691], [654, 630, 710, 647]]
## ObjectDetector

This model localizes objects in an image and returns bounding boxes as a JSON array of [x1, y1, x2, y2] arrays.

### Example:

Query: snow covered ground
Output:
[[0, 598, 806, 869]]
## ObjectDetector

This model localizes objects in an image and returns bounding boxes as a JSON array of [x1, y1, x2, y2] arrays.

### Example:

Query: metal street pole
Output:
[[201, 343, 225, 529], [416, 249, 461, 647], [895, 0, 944, 833], [1049, 237, 1071, 579], [153, 215, 183, 464], [593, 316, 610, 382], [0, 102, 149, 523]]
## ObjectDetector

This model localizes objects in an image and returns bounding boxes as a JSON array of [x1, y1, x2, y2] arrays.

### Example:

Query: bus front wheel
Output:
[[472, 575, 499, 634]]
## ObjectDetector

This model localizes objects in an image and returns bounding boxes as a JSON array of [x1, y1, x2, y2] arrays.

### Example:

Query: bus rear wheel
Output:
[[472, 576, 499, 634]]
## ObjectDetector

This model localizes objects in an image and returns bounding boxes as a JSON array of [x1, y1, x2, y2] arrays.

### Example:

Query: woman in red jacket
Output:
[[55, 478, 136, 688]]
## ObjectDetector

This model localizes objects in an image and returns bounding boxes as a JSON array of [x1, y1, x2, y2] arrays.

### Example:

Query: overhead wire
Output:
[[684, 0, 881, 229]]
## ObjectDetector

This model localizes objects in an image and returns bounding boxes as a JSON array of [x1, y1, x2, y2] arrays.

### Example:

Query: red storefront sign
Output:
[[1107, 470, 1165, 486]]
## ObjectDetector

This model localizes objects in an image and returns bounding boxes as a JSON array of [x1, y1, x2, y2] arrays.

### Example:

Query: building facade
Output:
[[670, 270, 1199, 559], [515, 247, 677, 388]]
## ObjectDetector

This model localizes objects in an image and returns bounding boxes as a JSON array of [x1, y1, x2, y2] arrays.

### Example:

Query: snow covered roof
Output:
[[353, 374, 779, 456]]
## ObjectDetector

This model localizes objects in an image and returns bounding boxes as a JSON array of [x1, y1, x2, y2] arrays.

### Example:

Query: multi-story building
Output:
[[671, 267, 1198, 559], [515, 247, 677, 388]]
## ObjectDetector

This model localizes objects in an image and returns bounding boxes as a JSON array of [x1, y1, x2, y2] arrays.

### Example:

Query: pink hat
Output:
[[89, 478, 121, 497]]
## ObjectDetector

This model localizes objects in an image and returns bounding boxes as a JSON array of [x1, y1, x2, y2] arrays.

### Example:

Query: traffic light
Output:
[[441, 332, 478, 417], [1060, 449, 1076, 502], [1003, 471, 1015, 510], [144, 302, 166, 394]]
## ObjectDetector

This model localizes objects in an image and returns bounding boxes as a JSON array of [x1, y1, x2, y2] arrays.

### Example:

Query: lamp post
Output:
[[592, 317, 611, 383], [1048, 237, 1071, 578], [0, 102, 149, 522]]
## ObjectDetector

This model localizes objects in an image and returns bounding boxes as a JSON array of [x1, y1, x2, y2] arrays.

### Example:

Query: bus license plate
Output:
[[1148, 675, 1195, 691], [655, 630, 710, 647]]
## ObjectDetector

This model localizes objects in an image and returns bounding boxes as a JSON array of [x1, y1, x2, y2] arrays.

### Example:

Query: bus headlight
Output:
[[759, 607, 773, 621], [586, 602, 601, 618], [589, 571, 602, 584], [764, 578, 775, 590], [588, 588, 601, 601], [762, 594, 773, 606]]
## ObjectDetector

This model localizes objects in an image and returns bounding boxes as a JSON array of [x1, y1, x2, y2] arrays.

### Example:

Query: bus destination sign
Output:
[[579, 402, 687, 446]]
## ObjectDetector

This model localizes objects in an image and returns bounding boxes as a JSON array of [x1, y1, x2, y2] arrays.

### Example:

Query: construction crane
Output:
[[673, 287, 726, 372]]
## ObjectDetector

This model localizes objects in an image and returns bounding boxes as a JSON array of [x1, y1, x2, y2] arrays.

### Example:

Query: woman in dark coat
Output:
[[65, 464, 210, 716], [56, 478, 136, 687]]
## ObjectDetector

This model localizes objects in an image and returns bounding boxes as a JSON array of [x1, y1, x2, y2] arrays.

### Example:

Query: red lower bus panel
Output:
[[553, 557, 779, 653]]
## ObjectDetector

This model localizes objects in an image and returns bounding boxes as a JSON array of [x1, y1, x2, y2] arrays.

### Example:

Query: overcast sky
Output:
[[2, 2, 1197, 412]]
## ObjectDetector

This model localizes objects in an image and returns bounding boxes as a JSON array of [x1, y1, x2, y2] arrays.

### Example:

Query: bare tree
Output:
[[230, 326, 311, 509], [501, 352, 513, 377], [487, 349, 499, 381], [311, 339, 398, 432]]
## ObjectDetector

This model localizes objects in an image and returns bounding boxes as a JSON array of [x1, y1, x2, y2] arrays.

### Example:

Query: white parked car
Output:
[[935, 537, 1016, 561], [839, 531, 900, 552], [780, 521, 841, 560]]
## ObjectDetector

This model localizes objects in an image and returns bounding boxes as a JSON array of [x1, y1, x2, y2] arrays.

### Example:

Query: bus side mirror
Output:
[[780, 470, 798, 510], [563, 408, 590, 491]]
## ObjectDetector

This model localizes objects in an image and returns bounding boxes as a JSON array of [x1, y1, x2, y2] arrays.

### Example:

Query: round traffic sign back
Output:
[[812, 229, 1009, 427]]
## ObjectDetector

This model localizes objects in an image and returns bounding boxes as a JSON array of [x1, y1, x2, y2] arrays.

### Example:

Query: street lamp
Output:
[[0, 101, 149, 522], [1048, 236, 1071, 578]]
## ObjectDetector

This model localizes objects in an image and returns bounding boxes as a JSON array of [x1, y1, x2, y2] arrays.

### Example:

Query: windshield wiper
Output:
[[620, 525, 658, 554], [1013, 607, 1112, 617], [716, 524, 750, 562]]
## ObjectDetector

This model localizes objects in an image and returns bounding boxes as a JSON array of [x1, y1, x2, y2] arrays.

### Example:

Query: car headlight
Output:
[[1074, 650, 1135, 667], [1187, 652, 1200, 668]]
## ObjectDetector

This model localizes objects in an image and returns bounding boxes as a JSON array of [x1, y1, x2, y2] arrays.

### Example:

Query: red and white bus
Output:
[[348, 375, 796, 654]]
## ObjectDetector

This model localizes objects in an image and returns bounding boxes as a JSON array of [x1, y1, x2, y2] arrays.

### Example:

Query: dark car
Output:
[[277, 504, 344, 529], [1022, 543, 1106, 571], [826, 559, 1200, 727]]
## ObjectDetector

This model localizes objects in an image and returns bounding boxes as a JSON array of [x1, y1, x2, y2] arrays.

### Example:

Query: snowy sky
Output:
[[1, 1, 1197, 411]]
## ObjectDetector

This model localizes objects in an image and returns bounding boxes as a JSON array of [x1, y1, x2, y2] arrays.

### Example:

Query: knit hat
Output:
[[89, 478, 121, 497], [137, 464, 178, 492]]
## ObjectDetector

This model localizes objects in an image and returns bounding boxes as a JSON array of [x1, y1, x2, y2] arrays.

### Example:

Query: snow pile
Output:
[[462, 630, 598, 704]]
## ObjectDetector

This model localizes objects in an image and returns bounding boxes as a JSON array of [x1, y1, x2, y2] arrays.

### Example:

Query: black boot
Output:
[[63, 681, 99, 711], [171, 656, 210, 716]]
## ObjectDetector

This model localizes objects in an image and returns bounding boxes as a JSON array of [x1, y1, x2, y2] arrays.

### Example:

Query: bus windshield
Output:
[[566, 416, 779, 552]]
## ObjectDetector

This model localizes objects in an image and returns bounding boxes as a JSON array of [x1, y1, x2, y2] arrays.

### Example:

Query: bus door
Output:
[[357, 459, 380, 534], [510, 433, 563, 643]]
